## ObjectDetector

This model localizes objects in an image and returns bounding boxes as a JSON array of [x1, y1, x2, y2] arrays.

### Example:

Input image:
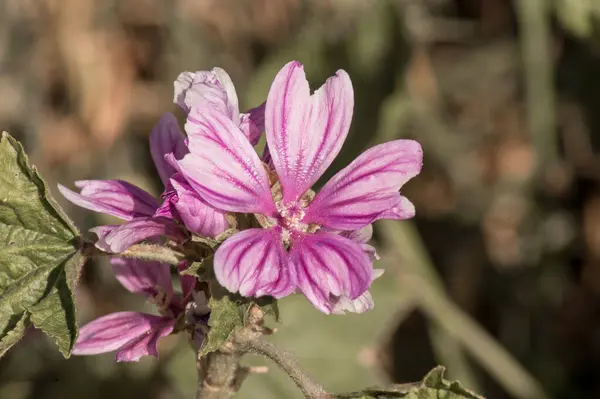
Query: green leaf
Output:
[[336, 366, 485, 399], [0, 132, 78, 239], [417, 366, 484, 398], [0, 312, 31, 358], [0, 132, 84, 358], [201, 293, 244, 355], [28, 251, 86, 357], [181, 257, 212, 278], [200, 275, 280, 355], [190, 227, 237, 251]]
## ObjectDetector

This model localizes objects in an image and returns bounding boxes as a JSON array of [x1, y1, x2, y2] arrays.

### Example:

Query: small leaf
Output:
[[417, 366, 484, 399], [200, 293, 244, 355], [335, 366, 485, 399], [190, 235, 220, 250], [0, 132, 84, 358], [214, 227, 238, 243], [181, 257, 212, 278], [190, 228, 237, 251], [200, 275, 280, 355]]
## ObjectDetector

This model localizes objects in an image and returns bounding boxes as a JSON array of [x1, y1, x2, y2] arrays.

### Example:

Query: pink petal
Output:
[[174, 69, 263, 145], [303, 140, 422, 230], [341, 224, 373, 244], [331, 291, 374, 315], [72, 312, 175, 362], [214, 228, 295, 298], [111, 258, 173, 297], [340, 225, 380, 261], [173, 71, 195, 111], [174, 68, 239, 123], [169, 175, 229, 237], [330, 269, 384, 315], [154, 183, 178, 220], [210, 67, 240, 122], [361, 244, 380, 262], [92, 217, 185, 253], [58, 180, 159, 220], [89, 224, 117, 239], [150, 113, 188, 186], [115, 319, 175, 362], [178, 106, 275, 215], [290, 232, 372, 314], [239, 102, 266, 145], [265, 61, 354, 202], [262, 144, 273, 165]]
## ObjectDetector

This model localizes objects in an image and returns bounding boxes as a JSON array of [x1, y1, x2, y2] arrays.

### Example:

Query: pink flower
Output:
[[176, 61, 422, 313], [60, 67, 266, 252], [59, 114, 228, 252], [72, 259, 207, 362], [59, 113, 226, 252]]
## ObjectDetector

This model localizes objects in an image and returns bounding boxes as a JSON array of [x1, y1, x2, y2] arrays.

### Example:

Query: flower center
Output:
[[276, 200, 321, 246], [260, 175, 321, 246], [276, 201, 307, 231]]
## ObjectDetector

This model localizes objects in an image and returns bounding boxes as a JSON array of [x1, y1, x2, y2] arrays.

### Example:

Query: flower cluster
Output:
[[72, 259, 208, 361], [61, 61, 422, 360], [58, 67, 266, 251]]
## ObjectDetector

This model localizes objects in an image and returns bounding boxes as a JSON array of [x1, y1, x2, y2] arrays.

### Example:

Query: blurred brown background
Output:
[[2, 0, 600, 398]]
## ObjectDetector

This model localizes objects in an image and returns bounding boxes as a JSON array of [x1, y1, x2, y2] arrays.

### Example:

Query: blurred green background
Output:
[[2, 0, 600, 398]]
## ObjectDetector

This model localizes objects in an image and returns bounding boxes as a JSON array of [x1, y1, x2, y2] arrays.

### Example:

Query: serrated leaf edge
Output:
[[1, 131, 79, 238]]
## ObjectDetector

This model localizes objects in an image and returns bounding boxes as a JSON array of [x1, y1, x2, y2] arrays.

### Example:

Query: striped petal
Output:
[[214, 228, 295, 298], [265, 61, 354, 202], [290, 232, 372, 314], [330, 269, 384, 315], [149, 113, 188, 186], [58, 180, 159, 220], [72, 312, 175, 362], [178, 106, 275, 215], [111, 258, 173, 297], [303, 140, 422, 230], [340, 224, 380, 261], [115, 319, 175, 362], [169, 174, 229, 238]]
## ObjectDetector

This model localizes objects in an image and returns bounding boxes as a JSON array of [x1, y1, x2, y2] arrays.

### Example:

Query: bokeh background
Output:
[[1, 0, 600, 398]]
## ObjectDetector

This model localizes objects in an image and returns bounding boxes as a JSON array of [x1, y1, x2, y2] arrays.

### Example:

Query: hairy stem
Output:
[[243, 337, 331, 399], [195, 305, 330, 399], [196, 345, 241, 399]]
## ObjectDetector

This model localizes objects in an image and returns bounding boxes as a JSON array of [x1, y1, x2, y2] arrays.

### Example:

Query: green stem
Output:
[[243, 337, 331, 399], [196, 347, 241, 399]]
